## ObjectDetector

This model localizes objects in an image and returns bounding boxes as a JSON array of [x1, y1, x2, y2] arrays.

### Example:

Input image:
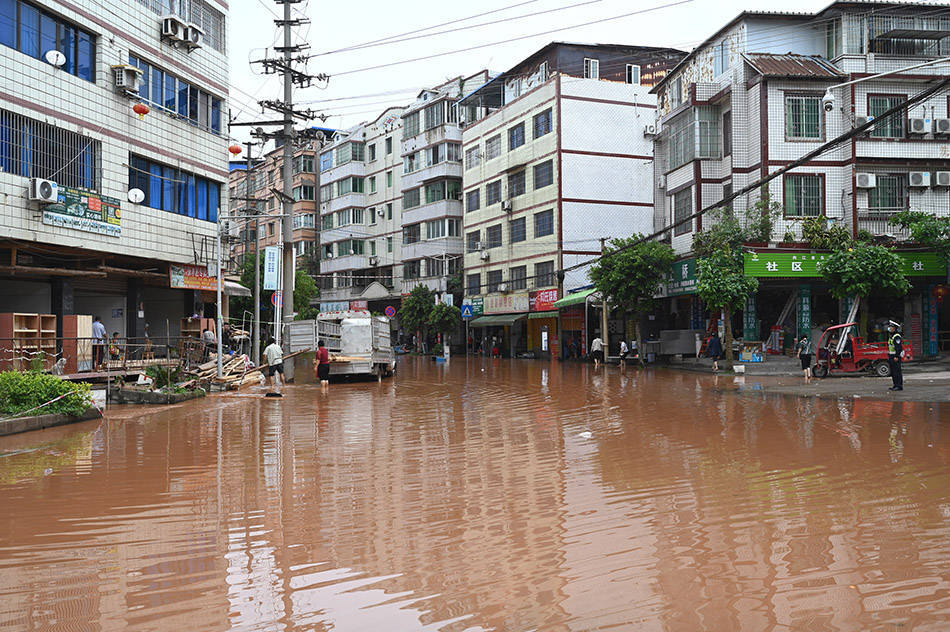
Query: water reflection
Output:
[[0, 358, 947, 631]]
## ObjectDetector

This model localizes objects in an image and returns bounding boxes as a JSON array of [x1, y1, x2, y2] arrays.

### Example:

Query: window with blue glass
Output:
[[1, 108, 101, 190], [129, 154, 221, 223], [129, 54, 223, 134], [0, 0, 95, 82]]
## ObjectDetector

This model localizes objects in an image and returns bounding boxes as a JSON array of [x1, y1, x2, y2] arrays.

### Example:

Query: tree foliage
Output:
[[820, 244, 910, 299], [801, 217, 854, 251], [891, 211, 950, 258], [399, 285, 435, 338], [590, 236, 676, 314], [229, 253, 320, 322], [744, 186, 783, 243], [428, 303, 462, 335], [0, 371, 93, 417]]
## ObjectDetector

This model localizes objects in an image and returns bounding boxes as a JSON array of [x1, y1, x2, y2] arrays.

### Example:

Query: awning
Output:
[[552, 288, 597, 309], [528, 311, 558, 320], [224, 280, 252, 297], [470, 313, 526, 327]]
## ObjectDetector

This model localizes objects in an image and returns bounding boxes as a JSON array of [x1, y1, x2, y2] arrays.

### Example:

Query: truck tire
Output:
[[813, 364, 828, 378], [874, 361, 891, 378]]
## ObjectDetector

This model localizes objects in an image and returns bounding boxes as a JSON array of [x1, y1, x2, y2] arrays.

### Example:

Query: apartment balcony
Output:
[[402, 276, 447, 294], [325, 161, 366, 181], [855, 208, 912, 240], [401, 161, 463, 190], [401, 237, 463, 260], [402, 199, 463, 225], [325, 192, 365, 213], [320, 253, 371, 273]]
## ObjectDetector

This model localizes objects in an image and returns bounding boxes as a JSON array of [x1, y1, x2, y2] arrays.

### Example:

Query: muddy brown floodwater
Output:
[[1, 358, 949, 631]]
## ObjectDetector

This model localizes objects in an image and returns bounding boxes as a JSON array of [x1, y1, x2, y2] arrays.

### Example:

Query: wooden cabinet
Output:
[[181, 317, 215, 340], [62, 315, 93, 374], [0, 313, 57, 371]]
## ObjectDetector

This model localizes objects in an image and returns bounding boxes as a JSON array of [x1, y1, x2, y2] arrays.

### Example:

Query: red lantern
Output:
[[132, 102, 150, 120], [228, 144, 243, 156], [934, 285, 949, 304]]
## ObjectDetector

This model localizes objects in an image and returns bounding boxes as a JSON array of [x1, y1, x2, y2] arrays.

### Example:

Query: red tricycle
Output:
[[812, 322, 914, 378]]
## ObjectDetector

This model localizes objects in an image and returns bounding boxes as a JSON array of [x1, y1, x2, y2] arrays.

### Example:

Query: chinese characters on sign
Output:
[[263, 246, 281, 291], [169, 264, 216, 291], [484, 293, 529, 314], [745, 252, 947, 277], [667, 258, 697, 296], [42, 187, 121, 237], [797, 284, 811, 339], [529, 289, 560, 312]]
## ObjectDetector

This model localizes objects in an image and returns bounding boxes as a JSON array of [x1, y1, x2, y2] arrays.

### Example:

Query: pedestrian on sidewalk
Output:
[[315, 340, 330, 391], [797, 335, 813, 379], [706, 332, 723, 372], [590, 334, 604, 367], [92, 315, 106, 370], [887, 321, 904, 391], [263, 337, 284, 392]]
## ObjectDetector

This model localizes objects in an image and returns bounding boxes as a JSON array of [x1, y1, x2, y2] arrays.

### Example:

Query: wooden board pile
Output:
[[186, 349, 311, 390]]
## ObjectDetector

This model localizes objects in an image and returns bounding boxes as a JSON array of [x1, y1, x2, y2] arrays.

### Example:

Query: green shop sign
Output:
[[744, 252, 947, 278], [667, 258, 697, 296]]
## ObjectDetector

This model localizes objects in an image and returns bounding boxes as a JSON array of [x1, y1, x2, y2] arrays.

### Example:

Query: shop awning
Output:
[[552, 288, 597, 309], [470, 313, 526, 327], [224, 280, 252, 297], [528, 311, 558, 320]]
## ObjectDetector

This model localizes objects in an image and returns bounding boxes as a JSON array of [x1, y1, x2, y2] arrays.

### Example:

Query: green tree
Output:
[[820, 244, 910, 338], [399, 285, 435, 351], [293, 270, 320, 321], [428, 303, 462, 346], [744, 186, 783, 243], [590, 236, 676, 362], [801, 216, 854, 251], [891, 211, 950, 258], [230, 253, 320, 323]]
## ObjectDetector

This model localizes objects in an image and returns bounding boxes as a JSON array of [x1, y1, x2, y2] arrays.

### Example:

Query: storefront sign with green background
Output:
[[667, 258, 697, 296], [470, 297, 484, 316], [743, 295, 757, 339], [744, 252, 947, 278]]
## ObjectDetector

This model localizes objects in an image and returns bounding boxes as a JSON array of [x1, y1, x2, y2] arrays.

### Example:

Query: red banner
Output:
[[530, 288, 560, 312]]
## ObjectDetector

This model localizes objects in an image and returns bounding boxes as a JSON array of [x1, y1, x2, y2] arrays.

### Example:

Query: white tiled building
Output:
[[0, 0, 229, 341]]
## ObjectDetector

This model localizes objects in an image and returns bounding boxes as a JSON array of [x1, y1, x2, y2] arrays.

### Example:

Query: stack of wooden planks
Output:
[[186, 350, 311, 390]]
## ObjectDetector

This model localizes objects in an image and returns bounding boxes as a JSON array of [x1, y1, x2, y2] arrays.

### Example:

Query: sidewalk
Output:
[[671, 353, 950, 377]]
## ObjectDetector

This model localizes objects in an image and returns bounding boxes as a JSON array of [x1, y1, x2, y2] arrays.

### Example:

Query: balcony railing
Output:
[[855, 207, 912, 240]]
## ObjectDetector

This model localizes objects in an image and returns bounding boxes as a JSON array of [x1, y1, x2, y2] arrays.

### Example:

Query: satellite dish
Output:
[[44, 50, 66, 67], [128, 188, 145, 203]]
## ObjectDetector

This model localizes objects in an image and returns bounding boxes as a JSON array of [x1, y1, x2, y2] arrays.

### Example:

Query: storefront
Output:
[[470, 293, 529, 357], [553, 288, 596, 359], [526, 289, 560, 358]]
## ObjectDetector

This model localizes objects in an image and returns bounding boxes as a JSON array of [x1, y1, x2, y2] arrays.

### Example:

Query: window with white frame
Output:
[[784, 174, 823, 217], [403, 111, 420, 137], [696, 107, 720, 158], [465, 146, 481, 169], [625, 64, 641, 85], [785, 94, 822, 139], [584, 58, 599, 79], [426, 219, 445, 239], [713, 39, 729, 76]]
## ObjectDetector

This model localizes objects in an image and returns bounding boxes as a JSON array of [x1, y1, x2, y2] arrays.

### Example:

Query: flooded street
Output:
[[1, 358, 949, 631]]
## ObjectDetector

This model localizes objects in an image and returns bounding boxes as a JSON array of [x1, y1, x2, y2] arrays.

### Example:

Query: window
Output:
[[425, 179, 461, 203], [667, 110, 694, 170], [485, 135, 501, 160], [486, 180, 502, 205], [713, 39, 729, 76], [868, 95, 906, 138], [404, 223, 421, 244], [533, 161, 553, 189], [869, 175, 907, 211], [696, 107, 720, 158], [404, 260, 421, 279], [584, 58, 599, 79], [1, 1, 96, 81], [386, 170, 393, 188], [510, 265, 527, 291], [466, 189, 480, 212], [352, 208, 364, 224], [539, 61, 548, 80], [136, 0, 225, 52], [510, 217, 526, 243], [426, 219, 445, 239], [293, 155, 314, 173], [369, 176, 377, 194], [465, 146, 481, 169], [292, 213, 315, 229], [385, 137, 393, 154], [369, 206, 377, 225], [535, 261, 555, 288], [334, 142, 364, 166], [368, 144, 377, 161], [387, 236, 393, 253], [403, 188, 421, 209], [784, 174, 823, 217], [825, 19, 841, 59], [129, 154, 219, 222], [467, 273, 481, 295], [673, 188, 691, 235], [671, 77, 683, 108], [2, 108, 100, 190], [320, 183, 333, 201], [292, 185, 315, 200], [322, 214, 333, 230], [335, 208, 352, 226], [533, 109, 552, 139], [626, 64, 641, 85], [786, 95, 822, 140], [426, 144, 444, 167], [508, 122, 526, 151], [320, 151, 333, 172], [508, 170, 526, 197], [129, 55, 223, 133], [386, 203, 393, 220], [428, 257, 444, 278], [404, 111, 420, 137], [486, 224, 502, 248], [424, 102, 445, 130], [335, 176, 364, 196], [487, 270, 503, 293], [534, 209, 554, 238], [403, 152, 420, 174], [466, 230, 481, 253], [722, 110, 732, 156], [448, 218, 460, 237]]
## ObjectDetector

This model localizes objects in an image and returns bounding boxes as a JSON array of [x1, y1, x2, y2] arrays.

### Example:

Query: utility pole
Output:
[[279, 0, 295, 379], [600, 237, 609, 359], [245, 140, 261, 366]]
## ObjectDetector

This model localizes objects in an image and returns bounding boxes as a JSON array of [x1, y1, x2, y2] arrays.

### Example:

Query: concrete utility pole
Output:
[[600, 237, 609, 357], [279, 0, 295, 379], [245, 140, 261, 366]]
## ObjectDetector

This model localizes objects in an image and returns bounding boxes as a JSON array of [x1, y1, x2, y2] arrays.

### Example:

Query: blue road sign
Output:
[[461, 304, 474, 319]]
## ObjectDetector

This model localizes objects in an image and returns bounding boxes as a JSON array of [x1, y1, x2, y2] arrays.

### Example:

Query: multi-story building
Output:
[[459, 42, 685, 358], [0, 0, 229, 344], [650, 1, 950, 355]]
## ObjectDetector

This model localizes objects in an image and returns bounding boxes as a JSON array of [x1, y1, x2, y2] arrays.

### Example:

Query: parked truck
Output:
[[285, 311, 396, 379]]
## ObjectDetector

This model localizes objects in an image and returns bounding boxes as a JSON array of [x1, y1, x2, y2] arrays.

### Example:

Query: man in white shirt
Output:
[[590, 335, 604, 368], [619, 340, 629, 369], [263, 337, 284, 391], [91, 316, 106, 370]]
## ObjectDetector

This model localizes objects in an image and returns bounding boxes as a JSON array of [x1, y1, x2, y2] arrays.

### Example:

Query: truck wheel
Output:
[[813, 364, 828, 378], [874, 361, 891, 378]]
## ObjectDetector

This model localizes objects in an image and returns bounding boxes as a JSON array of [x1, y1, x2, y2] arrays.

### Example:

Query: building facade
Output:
[[651, 1, 950, 354], [459, 43, 685, 358], [0, 0, 229, 346]]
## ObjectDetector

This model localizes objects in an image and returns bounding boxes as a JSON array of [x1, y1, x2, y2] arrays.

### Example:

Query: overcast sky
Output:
[[226, 0, 836, 146]]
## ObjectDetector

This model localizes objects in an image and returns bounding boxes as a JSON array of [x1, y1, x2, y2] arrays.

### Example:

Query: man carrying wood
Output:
[[263, 337, 284, 393]]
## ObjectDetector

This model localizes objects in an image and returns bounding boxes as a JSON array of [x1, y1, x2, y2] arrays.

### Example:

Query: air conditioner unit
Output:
[[29, 178, 58, 203], [161, 15, 188, 42], [933, 118, 950, 135], [657, 175, 666, 189], [378, 209, 386, 217], [501, 200, 512, 212], [908, 171, 931, 187], [643, 123, 657, 136], [479, 250, 490, 261], [369, 256, 379, 266], [934, 171, 950, 187], [498, 283, 508, 293], [112, 64, 143, 95], [907, 118, 931, 135], [855, 173, 877, 188], [184, 23, 204, 49]]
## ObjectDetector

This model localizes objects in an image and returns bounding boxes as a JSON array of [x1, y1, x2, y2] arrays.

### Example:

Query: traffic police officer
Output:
[[887, 320, 904, 391]]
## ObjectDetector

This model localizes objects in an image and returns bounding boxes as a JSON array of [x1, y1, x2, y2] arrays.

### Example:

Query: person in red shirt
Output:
[[315, 340, 330, 390]]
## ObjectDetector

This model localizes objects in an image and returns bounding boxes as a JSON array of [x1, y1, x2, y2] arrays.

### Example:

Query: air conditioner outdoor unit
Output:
[[657, 175, 666, 189], [907, 118, 931, 135], [643, 123, 657, 136], [29, 178, 58, 203], [854, 115, 873, 132], [934, 118, 950, 135], [369, 256, 379, 266], [161, 15, 188, 42], [855, 173, 877, 188], [501, 200, 512, 212], [112, 64, 143, 95], [908, 171, 931, 187], [934, 171, 950, 187], [498, 283, 508, 293], [479, 250, 490, 260], [378, 209, 386, 217], [184, 23, 204, 49]]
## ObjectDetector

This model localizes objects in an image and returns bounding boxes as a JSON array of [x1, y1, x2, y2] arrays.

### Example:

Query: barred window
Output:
[[533, 160, 553, 189], [466, 273, 481, 295], [404, 260, 421, 279], [1, 109, 100, 190], [510, 217, 526, 243], [535, 261, 556, 288], [785, 95, 822, 139], [485, 135, 501, 160], [135, 0, 226, 53], [486, 180, 502, 205], [466, 189, 480, 212], [403, 223, 421, 244], [533, 109, 552, 139], [534, 209, 554, 238], [673, 188, 691, 236], [784, 174, 823, 217], [465, 146, 481, 169], [667, 110, 694, 170], [868, 95, 906, 138], [508, 170, 526, 197], [487, 270, 503, 293], [508, 122, 526, 151], [869, 175, 907, 211], [486, 224, 502, 248], [510, 265, 527, 290], [466, 230, 480, 253]]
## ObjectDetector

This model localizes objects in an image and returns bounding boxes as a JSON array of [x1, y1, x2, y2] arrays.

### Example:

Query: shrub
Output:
[[146, 365, 183, 389], [0, 371, 93, 418]]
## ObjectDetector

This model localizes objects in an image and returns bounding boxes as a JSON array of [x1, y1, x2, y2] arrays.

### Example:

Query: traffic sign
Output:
[[384, 305, 396, 318], [271, 291, 282, 307], [461, 304, 474, 319]]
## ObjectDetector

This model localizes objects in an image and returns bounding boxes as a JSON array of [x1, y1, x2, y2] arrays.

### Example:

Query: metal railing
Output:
[[0, 336, 208, 374], [855, 207, 912, 240]]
